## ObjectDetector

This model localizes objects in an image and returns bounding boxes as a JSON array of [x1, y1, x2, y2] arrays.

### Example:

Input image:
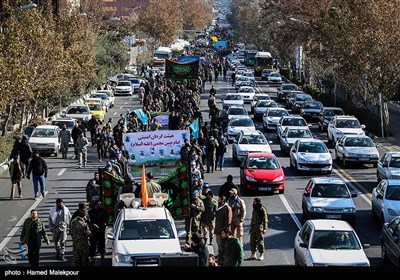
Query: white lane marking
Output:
[[119, 106, 123, 109], [0, 191, 48, 252], [57, 168, 66, 176], [113, 112, 117, 116], [332, 168, 372, 205], [278, 194, 302, 229], [124, 102, 128, 105]]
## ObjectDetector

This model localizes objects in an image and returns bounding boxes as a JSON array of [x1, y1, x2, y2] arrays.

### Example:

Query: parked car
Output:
[[107, 206, 185, 267], [294, 219, 370, 266], [28, 125, 61, 156], [222, 93, 244, 110], [301, 177, 357, 225], [327, 115, 365, 144], [240, 152, 285, 195], [371, 179, 400, 223], [317, 107, 345, 131], [335, 135, 379, 167], [262, 108, 289, 130], [300, 101, 324, 121], [20, 124, 37, 142], [50, 117, 77, 145], [279, 126, 313, 154], [226, 117, 255, 142], [62, 104, 92, 128], [232, 130, 272, 162], [290, 139, 332, 174], [377, 151, 400, 182], [380, 216, 400, 266]]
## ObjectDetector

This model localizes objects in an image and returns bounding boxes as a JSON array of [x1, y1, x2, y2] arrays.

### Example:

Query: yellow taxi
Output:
[[85, 98, 105, 124]]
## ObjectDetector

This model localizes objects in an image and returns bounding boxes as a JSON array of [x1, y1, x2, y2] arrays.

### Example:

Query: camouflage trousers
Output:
[[250, 230, 264, 254], [72, 244, 90, 267]]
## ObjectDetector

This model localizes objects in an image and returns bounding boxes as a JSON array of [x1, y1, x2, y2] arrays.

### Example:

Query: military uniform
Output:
[[71, 216, 91, 267], [249, 205, 268, 260]]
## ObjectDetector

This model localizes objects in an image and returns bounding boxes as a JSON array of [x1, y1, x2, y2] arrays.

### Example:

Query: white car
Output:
[[267, 72, 282, 84], [107, 206, 185, 267], [335, 135, 379, 167], [250, 94, 271, 113], [51, 117, 77, 146], [327, 115, 365, 144], [235, 76, 255, 89], [114, 80, 133, 96], [28, 125, 61, 156], [62, 104, 92, 128], [279, 126, 313, 154], [96, 89, 115, 108], [90, 92, 112, 112], [227, 117, 255, 142], [294, 219, 370, 267], [371, 179, 400, 223], [232, 130, 271, 162], [290, 139, 332, 174], [262, 108, 289, 130], [277, 116, 309, 139], [377, 152, 400, 181], [301, 177, 357, 225], [253, 100, 278, 120], [222, 93, 244, 110], [237, 86, 256, 103], [226, 106, 248, 121]]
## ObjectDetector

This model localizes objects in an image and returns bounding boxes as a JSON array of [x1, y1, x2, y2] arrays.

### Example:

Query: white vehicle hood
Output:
[[115, 239, 181, 256], [29, 137, 58, 144], [266, 117, 282, 122], [310, 197, 355, 209], [309, 249, 369, 266], [344, 147, 378, 156], [287, 137, 313, 145], [116, 86, 132, 90], [228, 115, 248, 120], [336, 128, 365, 135], [229, 126, 254, 134], [297, 152, 332, 162], [238, 144, 272, 153], [224, 100, 243, 106]]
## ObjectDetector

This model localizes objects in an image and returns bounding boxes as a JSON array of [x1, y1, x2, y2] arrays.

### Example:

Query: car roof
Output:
[[383, 151, 400, 156], [52, 118, 77, 122], [297, 139, 324, 144], [311, 177, 345, 185], [335, 115, 358, 120], [120, 207, 171, 221], [282, 116, 304, 119], [382, 179, 400, 185], [308, 219, 353, 231], [34, 125, 59, 129], [342, 135, 371, 139], [240, 129, 263, 136]]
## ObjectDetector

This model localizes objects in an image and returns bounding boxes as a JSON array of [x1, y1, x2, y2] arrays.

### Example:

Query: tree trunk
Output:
[[19, 104, 26, 132], [1, 105, 13, 136]]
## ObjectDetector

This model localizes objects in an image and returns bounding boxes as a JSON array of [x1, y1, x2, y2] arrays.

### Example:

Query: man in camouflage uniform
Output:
[[59, 124, 71, 159], [185, 191, 205, 243], [248, 197, 268, 261], [71, 211, 92, 267]]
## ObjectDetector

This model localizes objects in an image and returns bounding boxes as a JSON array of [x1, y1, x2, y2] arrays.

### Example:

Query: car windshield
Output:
[[325, 109, 344, 117], [282, 84, 296, 90], [225, 95, 242, 100], [230, 118, 254, 127], [239, 87, 254, 93], [311, 183, 350, 198], [336, 119, 361, 128], [247, 157, 279, 169], [254, 95, 270, 101], [88, 104, 101, 111], [258, 101, 276, 108], [51, 121, 74, 129], [229, 108, 247, 115], [240, 135, 266, 144], [287, 129, 312, 138], [344, 137, 374, 147], [304, 102, 323, 109], [385, 185, 400, 200], [281, 118, 307, 126], [119, 219, 175, 240], [31, 128, 56, 138], [67, 106, 89, 114], [269, 73, 280, 77], [296, 95, 313, 102], [268, 110, 288, 117], [298, 142, 328, 153], [118, 81, 131, 87], [389, 156, 400, 168], [310, 230, 360, 250], [91, 94, 108, 101]]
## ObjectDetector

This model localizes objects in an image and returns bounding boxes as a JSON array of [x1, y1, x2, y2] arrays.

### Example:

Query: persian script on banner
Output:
[[123, 130, 190, 165]]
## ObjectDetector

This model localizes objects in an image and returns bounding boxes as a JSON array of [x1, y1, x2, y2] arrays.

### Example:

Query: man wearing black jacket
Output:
[[27, 151, 48, 199]]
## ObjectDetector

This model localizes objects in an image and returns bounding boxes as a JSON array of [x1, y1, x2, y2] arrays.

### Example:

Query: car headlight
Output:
[[310, 207, 323, 212], [343, 207, 356, 213], [273, 176, 284, 182], [298, 157, 308, 163], [387, 208, 398, 216], [114, 253, 131, 264], [245, 176, 257, 182]]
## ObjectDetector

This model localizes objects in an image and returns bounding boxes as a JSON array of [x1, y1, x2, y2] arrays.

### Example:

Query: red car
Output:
[[240, 152, 285, 195]]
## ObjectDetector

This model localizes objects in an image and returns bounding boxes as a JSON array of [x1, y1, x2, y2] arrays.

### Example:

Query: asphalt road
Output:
[[0, 75, 395, 268]]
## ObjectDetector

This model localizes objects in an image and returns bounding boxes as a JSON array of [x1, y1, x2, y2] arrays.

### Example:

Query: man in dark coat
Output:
[[183, 232, 209, 266], [18, 136, 32, 177], [26, 150, 48, 199], [219, 175, 240, 199]]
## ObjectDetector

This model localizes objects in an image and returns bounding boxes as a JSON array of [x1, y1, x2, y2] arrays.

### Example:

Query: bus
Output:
[[154, 47, 172, 61], [244, 49, 258, 67], [254, 51, 273, 76]]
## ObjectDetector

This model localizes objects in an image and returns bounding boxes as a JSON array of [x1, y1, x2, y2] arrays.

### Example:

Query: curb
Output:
[[0, 159, 13, 175]]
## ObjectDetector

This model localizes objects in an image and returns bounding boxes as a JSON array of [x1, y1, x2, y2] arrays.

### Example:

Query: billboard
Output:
[[165, 59, 199, 81]]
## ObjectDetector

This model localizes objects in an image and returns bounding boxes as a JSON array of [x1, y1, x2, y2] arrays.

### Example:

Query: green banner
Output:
[[165, 59, 199, 81]]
